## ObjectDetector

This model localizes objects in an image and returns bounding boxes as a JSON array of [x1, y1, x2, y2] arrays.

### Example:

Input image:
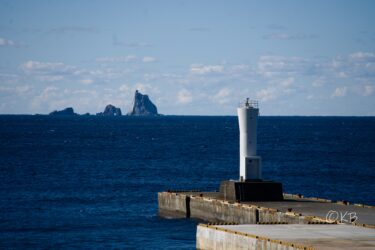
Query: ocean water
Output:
[[0, 116, 374, 249]]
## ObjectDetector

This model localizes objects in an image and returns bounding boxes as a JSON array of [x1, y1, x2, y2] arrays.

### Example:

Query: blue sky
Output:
[[1, 0, 375, 115]]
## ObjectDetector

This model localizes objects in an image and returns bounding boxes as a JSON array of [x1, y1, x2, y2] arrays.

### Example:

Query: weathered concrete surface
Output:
[[189, 196, 258, 224], [197, 224, 375, 250], [158, 191, 375, 227], [248, 196, 375, 226], [159, 191, 259, 223], [197, 224, 304, 250], [158, 192, 188, 218], [159, 192, 334, 224]]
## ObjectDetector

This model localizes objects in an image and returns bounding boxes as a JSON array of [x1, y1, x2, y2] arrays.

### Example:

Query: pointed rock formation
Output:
[[96, 104, 122, 116], [49, 107, 78, 116], [128, 90, 159, 116]]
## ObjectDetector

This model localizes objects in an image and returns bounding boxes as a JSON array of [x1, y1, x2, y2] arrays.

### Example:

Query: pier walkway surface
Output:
[[247, 193, 375, 226], [197, 224, 375, 250]]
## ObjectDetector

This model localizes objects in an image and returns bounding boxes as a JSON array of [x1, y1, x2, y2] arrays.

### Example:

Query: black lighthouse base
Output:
[[219, 180, 283, 202]]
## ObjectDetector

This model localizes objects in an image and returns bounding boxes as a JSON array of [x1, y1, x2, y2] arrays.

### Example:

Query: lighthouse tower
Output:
[[219, 98, 283, 201], [237, 98, 261, 181]]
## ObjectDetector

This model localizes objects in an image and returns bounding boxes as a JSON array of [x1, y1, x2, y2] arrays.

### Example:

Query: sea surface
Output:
[[0, 116, 374, 249]]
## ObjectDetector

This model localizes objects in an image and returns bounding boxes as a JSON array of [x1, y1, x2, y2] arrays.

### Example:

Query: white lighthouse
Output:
[[219, 98, 283, 201], [237, 98, 261, 181]]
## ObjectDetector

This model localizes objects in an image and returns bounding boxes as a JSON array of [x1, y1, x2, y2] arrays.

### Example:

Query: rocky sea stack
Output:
[[128, 90, 159, 116], [49, 107, 78, 116], [96, 104, 122, 116]]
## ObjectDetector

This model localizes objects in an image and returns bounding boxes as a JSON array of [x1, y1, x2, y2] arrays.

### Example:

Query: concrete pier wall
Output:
[[158, 192, 188, 217], [197, 224, 375, 250], [190, 196, 258, 224], [196, 224, 307, 250]]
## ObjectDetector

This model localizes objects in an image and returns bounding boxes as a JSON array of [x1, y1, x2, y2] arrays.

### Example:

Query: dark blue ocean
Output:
[[0, 116, 374, 249]]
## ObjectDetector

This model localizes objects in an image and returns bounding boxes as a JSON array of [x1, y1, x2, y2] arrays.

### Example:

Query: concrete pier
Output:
[[197, 224, 375, 250], [159, 191, 375, 248], [158, 191, 375, 226]]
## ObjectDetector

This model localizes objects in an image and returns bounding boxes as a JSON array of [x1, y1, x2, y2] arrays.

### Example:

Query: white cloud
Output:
[[31, 86, 113, 114], [363, 85, 374, 96], [262, 33, 317, 40], [0, 86, 12, 93], [211, 88, 231, 104], [96, 55, 138, 63], [267, 24, 286, 30], [348, 52, 375, 62], [31, 86, 59, 109], [86, 68, 132, 81], [190, 64, 224, 74], [0, 37, 21, 47], [256, 87, 277, 101], [330, 52, 375, 79], [96, 55, 157, 64], [21, 60, 77, 75], [0, 85, 32, 95], [112, 36, 152, 48], [119, 84, 130, 92], [20, 60, 87, 83], [72, 89, 97, 95], [337, 72, 347, 78], [177, 89, 193, 104], [142, 56, 157, 63], [280, 77, 294, 87], [312, 77, 325, 87], [331, 87, 347, 98], [7, 51, 375, 115], [257, 56, 307, 77], [47, 26, 99, 34], [134, 82, 149, 93], [39, 75, 64, 82], [41, 86, 59, 96], [20, 60, 133, 85], [231, 64, 251, 72], [79, 79, 94, 85], [132, 82, 160, 96], [15, 85, 32, 94], [331, 57, 345, 69], [0, 37, 15, 46]]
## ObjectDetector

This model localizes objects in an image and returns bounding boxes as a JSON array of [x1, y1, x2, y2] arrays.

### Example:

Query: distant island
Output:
[[128, 90, 159, 116], [49, 107, 78, 116], [48, 90, 159, 116], [96, 104, 122, 116]]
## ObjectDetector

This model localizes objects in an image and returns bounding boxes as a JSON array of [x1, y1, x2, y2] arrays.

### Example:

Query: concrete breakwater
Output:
[[158, 191, 317, 224], [158, 191, 375, 225], [158, 191, 375, 249]]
